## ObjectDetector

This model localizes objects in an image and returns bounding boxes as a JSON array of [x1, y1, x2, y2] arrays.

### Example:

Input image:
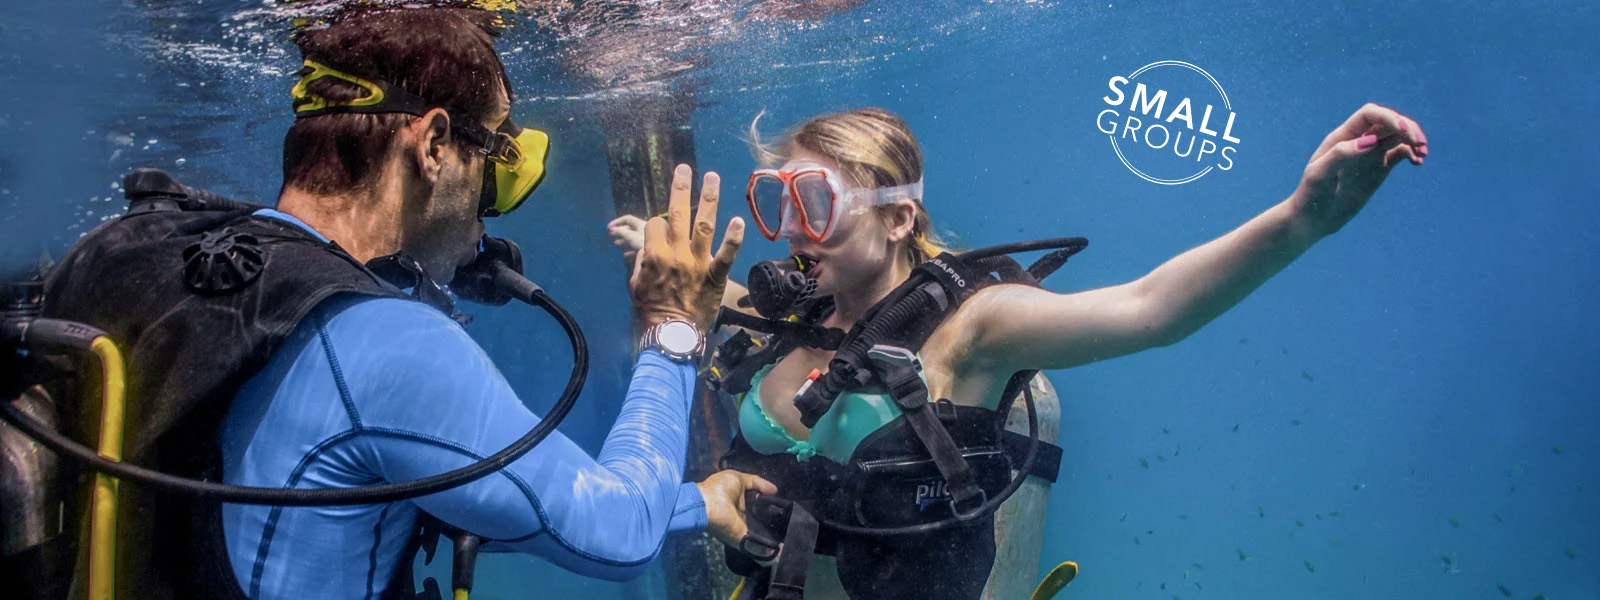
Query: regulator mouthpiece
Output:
[[744, 254, 817, 319]]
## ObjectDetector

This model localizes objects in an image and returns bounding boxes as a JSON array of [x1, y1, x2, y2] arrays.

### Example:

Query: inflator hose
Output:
[[0, 271, 587, 506]]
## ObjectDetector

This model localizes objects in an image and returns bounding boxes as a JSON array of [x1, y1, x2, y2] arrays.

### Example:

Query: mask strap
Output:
[[851, 179, 924, 206]]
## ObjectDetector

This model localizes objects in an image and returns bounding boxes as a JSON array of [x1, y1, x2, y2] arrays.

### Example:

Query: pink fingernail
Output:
[[1357, 134, 1378, 150]]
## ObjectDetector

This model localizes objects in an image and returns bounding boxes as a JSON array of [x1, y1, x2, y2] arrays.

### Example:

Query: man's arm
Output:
[[328, 298, 699, 581]]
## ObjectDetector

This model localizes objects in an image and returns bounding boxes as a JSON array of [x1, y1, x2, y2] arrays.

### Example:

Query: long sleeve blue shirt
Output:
[[219, 211, 707, 599]]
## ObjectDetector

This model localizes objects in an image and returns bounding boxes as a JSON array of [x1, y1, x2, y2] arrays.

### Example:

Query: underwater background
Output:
[[2, 0, 1596, 598]]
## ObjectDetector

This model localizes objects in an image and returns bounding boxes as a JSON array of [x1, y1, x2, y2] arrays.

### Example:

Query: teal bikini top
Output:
[[737, 361, 927, 464]]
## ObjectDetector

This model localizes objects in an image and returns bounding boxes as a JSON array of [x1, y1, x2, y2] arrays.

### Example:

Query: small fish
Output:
[[1232, 424, 1240, 432], [1162, 427, 1170, 435], [1496, 583, 1512, 597], [1449, 517, 1460, 528], [1304, 560, 1315, 573], [1238, 337, 1249, 344], [1566, 548, 1577, 560], [1328, 538, 1340, 545], [1493, 513, 1502, 522], [1292, 419, 1302, 426], [1301, 370, 1314, 381], [1134, 536, 1140, 545], [1534, 595, 1547, 600], [1194, 582, 1202, 590], [1296, 520, 1305, 527], [1237, 548, 1251, 561], [1174, 445, 1181, 457], [1160, 582, 1166, 590], [1022, 178, 1032, 185], [1552, 444, 1566, 454], [1329, 511, 1341, 517], [1315, 513, 1323, 520], [1178, 514, 1188, 520], [1352, 482, 1366, 491], [1282, 347, 1289, 355], [1190, 563, 1203, 569], [1141, 458, 1150, 469], [1258, 506, 1266, 518], [1157, 455, 1165, 463], [1136, 581, 1143, 589], [1146, 530, 1154, 535], [1119, 511, 1129, 522], [1441, 555, 1454, 567]]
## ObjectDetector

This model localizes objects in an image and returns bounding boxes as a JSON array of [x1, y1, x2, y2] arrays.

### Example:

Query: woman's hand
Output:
[[1292, 103, 1428, 236], [607, 214, 647, 263], [697, 469, 778, 549]]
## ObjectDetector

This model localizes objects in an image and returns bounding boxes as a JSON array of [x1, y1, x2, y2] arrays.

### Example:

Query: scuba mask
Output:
[[746, 165, 923, 243], [291, 60, 549, 217]]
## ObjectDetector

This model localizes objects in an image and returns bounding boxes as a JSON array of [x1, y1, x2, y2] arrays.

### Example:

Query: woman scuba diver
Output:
[[608, 105, 1427, 599]]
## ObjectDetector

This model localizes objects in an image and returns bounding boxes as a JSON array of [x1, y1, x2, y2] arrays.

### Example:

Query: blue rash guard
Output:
[[219, 210, 708, 599]]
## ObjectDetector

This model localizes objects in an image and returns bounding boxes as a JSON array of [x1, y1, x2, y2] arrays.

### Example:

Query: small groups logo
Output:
[[1096, 61, 1241, 185]]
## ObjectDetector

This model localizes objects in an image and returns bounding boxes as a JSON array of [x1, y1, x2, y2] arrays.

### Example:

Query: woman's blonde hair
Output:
[[748, 107, 956, 264]]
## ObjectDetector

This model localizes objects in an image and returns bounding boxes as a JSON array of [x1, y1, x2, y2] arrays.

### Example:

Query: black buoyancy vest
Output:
[[714, 246, 1078, 600], [40, 207, 409, 599]]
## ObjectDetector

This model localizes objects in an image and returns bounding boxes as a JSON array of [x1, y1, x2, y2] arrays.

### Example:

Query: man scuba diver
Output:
[[0, 7, 772, 600]]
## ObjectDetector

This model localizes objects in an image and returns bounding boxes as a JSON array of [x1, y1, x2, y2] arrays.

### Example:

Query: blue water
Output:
[[3, 1, 1596, 598]]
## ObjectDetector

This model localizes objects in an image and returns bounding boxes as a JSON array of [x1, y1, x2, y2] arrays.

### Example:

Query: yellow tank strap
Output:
[[727, 577, 747, 600], [1029, 561, 1079, 600]]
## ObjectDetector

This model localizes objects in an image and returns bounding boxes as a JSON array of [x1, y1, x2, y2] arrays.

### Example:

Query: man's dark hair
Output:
[[283, 8, 513, 194]]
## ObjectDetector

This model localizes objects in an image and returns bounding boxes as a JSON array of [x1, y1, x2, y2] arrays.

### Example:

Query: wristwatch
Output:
[[641, 318, 705, 363]]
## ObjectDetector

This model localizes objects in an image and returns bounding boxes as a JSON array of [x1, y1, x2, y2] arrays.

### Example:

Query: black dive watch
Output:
[[641, 318, 705, 363]]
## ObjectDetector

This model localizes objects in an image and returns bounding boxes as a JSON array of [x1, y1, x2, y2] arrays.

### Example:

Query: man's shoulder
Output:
[[312, 295, 484, 367], [319, 295, 464, 335]]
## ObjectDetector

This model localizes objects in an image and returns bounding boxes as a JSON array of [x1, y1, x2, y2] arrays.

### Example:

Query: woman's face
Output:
[[776, 150, 901, 297]]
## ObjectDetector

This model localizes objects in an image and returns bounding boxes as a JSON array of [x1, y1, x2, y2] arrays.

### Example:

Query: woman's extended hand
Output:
[[1293, 103, 1428, 236], [607, 214, 647, 263]]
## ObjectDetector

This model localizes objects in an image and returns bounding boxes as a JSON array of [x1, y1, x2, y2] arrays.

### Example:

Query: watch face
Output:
[[658, 320, 699, 354]]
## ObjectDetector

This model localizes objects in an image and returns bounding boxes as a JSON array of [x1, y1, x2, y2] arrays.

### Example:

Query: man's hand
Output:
[[630, 164, 745, 329], [1292, 103, 1428, 236], [697, 469, 778, 549]]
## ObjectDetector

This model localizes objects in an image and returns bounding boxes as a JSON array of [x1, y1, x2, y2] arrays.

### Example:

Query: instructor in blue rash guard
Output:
[[212, 8, 771, 598]]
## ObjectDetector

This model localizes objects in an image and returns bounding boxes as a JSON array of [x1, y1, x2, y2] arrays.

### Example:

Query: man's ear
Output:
[[412, 108, 453, 186], [883, 201, 917, 243]]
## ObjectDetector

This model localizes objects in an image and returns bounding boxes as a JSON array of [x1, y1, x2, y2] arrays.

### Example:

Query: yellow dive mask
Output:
[[290, 59, 549, 217]]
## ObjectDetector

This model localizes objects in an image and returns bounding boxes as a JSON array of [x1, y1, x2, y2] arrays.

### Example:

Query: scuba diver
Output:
[[0, 7, 774, 600], [607, 105, 1428, 599]]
